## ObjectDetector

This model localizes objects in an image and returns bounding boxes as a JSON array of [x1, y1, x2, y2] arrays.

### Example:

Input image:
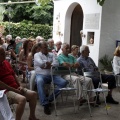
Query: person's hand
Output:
[[17, 86, 24, 95], [13, 89, 21, 94], [46, 62, 52, 69], [73, 63, 80, 68]]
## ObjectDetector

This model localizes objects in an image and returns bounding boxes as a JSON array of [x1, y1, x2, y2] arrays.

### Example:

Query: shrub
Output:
[[0, 22, 52, 40], [99, 54, 112, 71]]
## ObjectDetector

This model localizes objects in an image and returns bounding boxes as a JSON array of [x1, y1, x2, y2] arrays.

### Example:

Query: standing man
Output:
[[34, 41, 68, 115], [77, 45, 119, 104]]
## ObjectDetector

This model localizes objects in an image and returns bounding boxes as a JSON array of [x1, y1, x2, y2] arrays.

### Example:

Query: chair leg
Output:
[[102, 92, 108, 115], [72, 93, 76, 114], [86, 93, 92, 117], [53, 92, 57, 116], [115, 76, 120, 92], [64, 90, 69, 103]]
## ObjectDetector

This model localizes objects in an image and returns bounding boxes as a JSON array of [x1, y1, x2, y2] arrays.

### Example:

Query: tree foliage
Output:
[[3, 0, 54, 25], [97, 0, 106, 6], [1, 0, 106, 6]]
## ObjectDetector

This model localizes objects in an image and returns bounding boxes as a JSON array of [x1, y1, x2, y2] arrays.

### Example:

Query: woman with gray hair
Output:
[[15, 36, 22, 54], [4, 34, 12, 49], [36, 36, 44, 43]]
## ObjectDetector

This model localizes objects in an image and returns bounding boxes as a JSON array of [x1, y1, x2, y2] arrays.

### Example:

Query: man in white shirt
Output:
[[34, 41, 68, 115]]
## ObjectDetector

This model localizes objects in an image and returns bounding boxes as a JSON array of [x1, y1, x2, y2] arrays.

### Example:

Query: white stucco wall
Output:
[[53, 0, 102, 66], [99, 0, 120, 62]]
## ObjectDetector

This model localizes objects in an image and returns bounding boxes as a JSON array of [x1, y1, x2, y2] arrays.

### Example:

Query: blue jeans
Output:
[[35, 74, 68, 106]]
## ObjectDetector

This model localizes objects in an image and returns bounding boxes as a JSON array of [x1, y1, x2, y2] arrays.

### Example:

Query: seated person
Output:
[[34, 41, 68, 115], [0, 47, 39, 120], [52, 41, 62, 55], [113, 45, 120, 75], [19, 39, 33, 82], [0, 92, 15, 120], [7, 40, 17, 60], [47, 38, 55, 52], [69, 45, 79, 59], [77, 45, 119, 104], [0, 36, 6, 50], [57, 43, 95, 104], [27, 43, 41, 90]]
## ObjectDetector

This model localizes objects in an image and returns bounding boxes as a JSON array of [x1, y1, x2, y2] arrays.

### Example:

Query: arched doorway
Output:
[[70, 5, 83, 47]]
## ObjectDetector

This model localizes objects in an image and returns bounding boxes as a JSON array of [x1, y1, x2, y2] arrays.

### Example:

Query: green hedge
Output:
[[0, 22, 52, 40]]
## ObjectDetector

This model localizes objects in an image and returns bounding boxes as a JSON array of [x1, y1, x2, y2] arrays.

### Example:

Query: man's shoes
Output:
[[44, 104, 51, 115], [106, 95, 119, 104]]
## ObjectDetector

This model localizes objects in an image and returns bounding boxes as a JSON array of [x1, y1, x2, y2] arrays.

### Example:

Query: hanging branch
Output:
[[97, 0, 106, 6]]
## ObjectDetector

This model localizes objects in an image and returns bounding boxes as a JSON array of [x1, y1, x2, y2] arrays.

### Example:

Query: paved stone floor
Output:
[[14, 86, 120, 120]]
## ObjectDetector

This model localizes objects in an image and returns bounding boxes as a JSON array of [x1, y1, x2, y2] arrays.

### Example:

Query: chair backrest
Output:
[[82, 68, 102, 88], [51, 66, 71, 75], [51, 66, 73, 87], [82, 68, 100, 78]]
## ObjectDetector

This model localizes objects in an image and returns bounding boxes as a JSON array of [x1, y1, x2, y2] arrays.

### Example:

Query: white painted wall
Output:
[[99, 0, 120, 62], [53, 0, 102, 66]]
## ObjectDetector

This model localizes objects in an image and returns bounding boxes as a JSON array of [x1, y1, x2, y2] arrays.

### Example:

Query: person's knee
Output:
[[18, 96, 26, 105], [36, 77, 44, 85], [64, 80, 68, 86], [30, 91, 37, 99], [60, 79, 68, 87]]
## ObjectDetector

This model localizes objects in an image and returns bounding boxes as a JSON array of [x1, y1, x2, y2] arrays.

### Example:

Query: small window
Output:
[[87, 32, 94, 45]]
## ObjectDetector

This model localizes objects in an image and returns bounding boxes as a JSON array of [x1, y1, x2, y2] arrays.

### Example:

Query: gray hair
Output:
[[61, 43, 69, 49], [55, 41, 62, 45], [6, 34, 12, 40], [15, 36, 21, 40], [36, 36, 44, 43], [80, 45, 88, 53], [47, 38, 53, 43]]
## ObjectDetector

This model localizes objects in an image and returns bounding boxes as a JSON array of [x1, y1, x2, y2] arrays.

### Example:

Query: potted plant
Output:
[[99, 55, 113, 74]]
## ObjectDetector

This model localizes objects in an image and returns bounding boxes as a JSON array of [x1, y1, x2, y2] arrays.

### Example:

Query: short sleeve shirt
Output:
[[0, 60, 19, 90], [58, 53, 77, 65]]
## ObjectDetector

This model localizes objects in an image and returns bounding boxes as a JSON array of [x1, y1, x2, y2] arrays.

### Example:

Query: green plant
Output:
[[99, 55, 112, 71], [0, 22, 52, 40]]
